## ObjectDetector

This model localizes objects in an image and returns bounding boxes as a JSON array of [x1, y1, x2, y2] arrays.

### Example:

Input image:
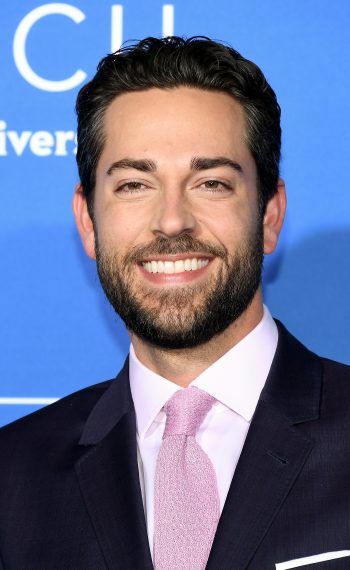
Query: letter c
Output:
[[13, 3, 87, 92]]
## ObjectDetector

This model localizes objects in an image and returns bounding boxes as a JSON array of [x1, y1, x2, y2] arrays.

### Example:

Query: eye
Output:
[[199, 179, 233, 192], [115, 180, 148, 194]]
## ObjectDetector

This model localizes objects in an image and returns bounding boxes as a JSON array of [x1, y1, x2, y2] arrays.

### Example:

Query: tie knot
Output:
[[163, 387, 215, 438]]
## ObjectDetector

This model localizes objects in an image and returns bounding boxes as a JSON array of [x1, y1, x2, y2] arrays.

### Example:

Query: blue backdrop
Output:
[[1, 1, 349, 427]]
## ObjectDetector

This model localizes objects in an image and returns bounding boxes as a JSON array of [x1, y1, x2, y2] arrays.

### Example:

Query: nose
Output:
[[150, 187, 196, 238]]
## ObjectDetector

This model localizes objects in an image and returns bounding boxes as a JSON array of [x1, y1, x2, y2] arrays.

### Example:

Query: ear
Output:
[[72, 184, 96, 260], [263, 179, 286, 254]]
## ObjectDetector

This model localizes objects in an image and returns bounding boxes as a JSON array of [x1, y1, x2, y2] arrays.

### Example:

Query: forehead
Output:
[[98, 87, 253, 171]]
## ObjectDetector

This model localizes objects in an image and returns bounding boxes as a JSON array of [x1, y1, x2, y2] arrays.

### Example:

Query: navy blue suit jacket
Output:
[[0, 321, 350, 569]]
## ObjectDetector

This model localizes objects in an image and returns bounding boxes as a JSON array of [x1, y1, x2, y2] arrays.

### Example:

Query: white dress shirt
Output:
[[129, 306, 278, 558]]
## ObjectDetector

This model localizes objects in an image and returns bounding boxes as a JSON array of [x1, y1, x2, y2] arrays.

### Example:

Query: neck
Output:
[[130, 291, 264, 387]]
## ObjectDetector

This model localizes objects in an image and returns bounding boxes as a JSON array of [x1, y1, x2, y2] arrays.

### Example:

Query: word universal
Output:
[[0, 121, 77, 157]]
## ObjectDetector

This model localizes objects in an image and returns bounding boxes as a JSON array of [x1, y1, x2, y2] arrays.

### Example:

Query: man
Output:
[[0, 36, 349, 570]]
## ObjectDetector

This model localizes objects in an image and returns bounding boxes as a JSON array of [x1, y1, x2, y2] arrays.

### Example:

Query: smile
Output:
[[141, 258, 210, 274]]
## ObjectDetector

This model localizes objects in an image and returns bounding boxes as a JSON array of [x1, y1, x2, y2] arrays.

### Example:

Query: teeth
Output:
[[142, 258, 209, 274], [175, 260, 184, 273], [164, 261, 174, 274]]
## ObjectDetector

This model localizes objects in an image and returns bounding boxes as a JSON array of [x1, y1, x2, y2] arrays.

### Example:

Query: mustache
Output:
[[123, 235, 228, 264]]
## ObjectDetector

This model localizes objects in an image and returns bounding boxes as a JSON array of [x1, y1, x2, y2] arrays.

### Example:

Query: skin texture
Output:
[[73, 87, 286, 386]]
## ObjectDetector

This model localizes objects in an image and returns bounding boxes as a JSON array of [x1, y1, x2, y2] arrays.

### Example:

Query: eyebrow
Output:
[[106, 158, 157, 175], [190, 156, 243, 174], [106, 155, 243, 176]]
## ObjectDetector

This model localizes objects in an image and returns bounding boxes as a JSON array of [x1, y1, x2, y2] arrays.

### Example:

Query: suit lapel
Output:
[[207, 322, 323, 570], [75, 361, 153, 570], [206, 400, 313, 569]]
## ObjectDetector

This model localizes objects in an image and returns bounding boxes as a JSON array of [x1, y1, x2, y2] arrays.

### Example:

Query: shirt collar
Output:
[[129, 306, 278, 439], [191, 306, 278, 421], [129, 345, 180, 439]]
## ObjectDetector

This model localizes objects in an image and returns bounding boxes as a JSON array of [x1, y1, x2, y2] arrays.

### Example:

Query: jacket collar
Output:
[[79, 357, 133, 446], [260, 319, 322, 424], [76, 357, 153, 569]]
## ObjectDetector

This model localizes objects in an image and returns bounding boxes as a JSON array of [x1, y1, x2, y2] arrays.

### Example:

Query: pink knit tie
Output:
[[153, 387, 220, 570]]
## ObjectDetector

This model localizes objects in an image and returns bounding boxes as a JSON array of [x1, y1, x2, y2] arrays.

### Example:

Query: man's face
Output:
[[78, 87, 271, 348]]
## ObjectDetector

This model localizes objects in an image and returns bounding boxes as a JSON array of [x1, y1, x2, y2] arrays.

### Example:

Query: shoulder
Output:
[[321, 355, 350, 378], [319, 356, 350, 414], [0, 379, 113, 455], [275, 319, 350, 381], [270, 320, 350, 418]]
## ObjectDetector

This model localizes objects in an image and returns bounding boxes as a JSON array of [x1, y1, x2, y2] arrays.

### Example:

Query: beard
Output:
[[95, 228, 264, 350]]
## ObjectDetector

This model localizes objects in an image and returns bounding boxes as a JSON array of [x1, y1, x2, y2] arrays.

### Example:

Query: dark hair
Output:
[[76, 36, 281, 215]]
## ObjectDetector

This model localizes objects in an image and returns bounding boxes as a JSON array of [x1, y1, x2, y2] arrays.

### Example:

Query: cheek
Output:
[[198, 203, 256, 247], [95, 202, 152, 250]]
